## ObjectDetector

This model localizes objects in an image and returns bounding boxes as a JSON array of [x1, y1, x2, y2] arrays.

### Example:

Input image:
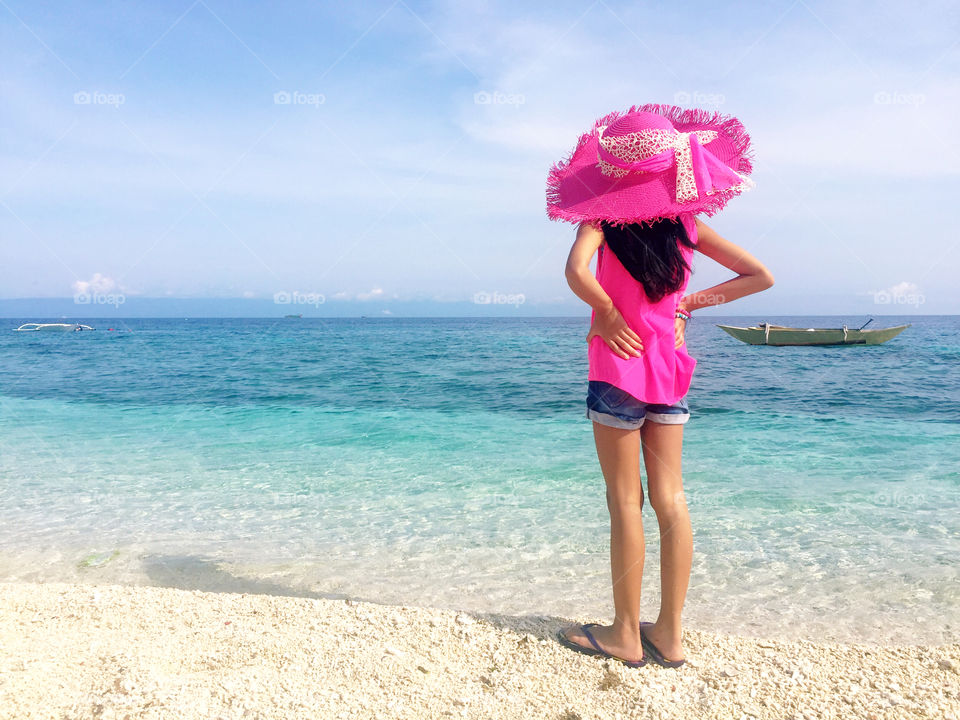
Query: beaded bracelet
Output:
[[676, 308, 692, 322]]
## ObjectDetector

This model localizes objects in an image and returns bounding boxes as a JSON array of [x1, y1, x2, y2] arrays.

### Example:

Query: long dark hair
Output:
[[600, 217, 697, 303]]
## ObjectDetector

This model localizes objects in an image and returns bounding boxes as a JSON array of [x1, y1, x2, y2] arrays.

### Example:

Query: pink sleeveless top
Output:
[[588, 212, 698, 405]]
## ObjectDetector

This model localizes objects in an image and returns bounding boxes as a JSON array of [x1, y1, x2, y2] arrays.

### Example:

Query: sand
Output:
[[1, 581, 957, 720]]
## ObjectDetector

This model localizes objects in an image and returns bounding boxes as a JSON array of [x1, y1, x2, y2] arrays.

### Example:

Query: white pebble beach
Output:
[[1, 581, 958, 720]]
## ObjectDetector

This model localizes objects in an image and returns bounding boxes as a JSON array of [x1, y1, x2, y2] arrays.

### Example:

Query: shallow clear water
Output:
[[0, 316, 957, 645]]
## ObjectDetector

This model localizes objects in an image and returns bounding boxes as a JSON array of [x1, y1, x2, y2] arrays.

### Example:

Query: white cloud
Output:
[[357, 287, 384, 301], [436, 2, 960, 179], [889, 281, 921, 296], [72, 273, 118, 295], [3, 1, 957, 309]]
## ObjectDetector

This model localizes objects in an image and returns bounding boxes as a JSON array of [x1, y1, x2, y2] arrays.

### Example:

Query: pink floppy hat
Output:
[[546, 103, 756, 227]]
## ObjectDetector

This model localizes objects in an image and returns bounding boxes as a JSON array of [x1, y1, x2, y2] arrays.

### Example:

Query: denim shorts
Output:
[[586, 381, 690, 430]]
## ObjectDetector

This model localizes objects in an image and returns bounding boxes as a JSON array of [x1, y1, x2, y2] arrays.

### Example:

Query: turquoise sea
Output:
[[0, 316, 957, 646]]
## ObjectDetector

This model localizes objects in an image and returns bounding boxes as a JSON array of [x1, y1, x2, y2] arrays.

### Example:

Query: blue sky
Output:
[[1, 0, 957, 316]]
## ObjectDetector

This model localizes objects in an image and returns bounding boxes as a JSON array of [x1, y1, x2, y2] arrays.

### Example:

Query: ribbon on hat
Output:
[[597, 128, 747, 203]]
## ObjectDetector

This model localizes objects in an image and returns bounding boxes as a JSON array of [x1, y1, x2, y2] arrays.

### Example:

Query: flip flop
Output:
[[638, 622, 686, 668], [557, 623, 647, 668]]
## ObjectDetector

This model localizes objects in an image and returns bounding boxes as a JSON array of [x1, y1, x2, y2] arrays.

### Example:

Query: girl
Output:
[[545, 105, 774, 668]]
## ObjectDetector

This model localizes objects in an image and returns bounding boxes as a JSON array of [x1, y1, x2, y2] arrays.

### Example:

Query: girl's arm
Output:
[[565, 222, 643, 359], [680, 218, 775, 313]]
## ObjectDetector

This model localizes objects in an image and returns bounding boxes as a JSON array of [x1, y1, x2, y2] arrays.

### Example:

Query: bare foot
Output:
[[561, 623, 645, 663], [640, 621, 685, 662]]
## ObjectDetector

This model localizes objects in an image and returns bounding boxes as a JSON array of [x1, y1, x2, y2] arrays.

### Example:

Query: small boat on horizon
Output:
[[284, 314, 303, 319], [717, 319, 909, 346], [14, 322, 95, 332]]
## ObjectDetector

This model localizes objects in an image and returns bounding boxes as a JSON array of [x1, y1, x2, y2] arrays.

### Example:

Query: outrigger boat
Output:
[[717, 318, 909, 346], [14, 323, 95, 332]]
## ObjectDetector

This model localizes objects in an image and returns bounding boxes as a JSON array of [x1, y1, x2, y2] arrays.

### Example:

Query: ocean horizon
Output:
[[1, 315, 957, 647]]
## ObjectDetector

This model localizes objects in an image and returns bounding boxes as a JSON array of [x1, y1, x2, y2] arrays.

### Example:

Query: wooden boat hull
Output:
[[717, 323, 910, 346]]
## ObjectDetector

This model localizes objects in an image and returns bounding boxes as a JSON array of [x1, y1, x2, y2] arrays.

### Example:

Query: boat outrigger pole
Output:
[[857, 318, 874, 331]]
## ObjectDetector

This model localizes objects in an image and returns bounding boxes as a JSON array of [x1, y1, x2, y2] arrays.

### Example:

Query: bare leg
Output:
[[561, 422, 645, 662], [640, 419, 691, 661]]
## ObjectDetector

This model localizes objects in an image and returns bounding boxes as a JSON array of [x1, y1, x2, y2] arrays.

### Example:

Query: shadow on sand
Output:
[[131, 552, 570, 640]]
